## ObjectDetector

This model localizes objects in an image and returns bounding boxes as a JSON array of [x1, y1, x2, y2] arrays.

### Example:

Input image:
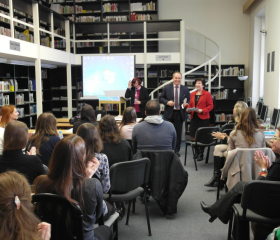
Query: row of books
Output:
[[41, 37, 51, 47], [50, 4, 74, 14], [0, 3, 9, 9], [135, 70, 144, 78], [217, 67, 245, 76], [130, 2, 156, 11], [18, 108, 24, 117], [54, 39, 66, 48], [103, 15, 128, 22], [0, 94, 9, 107], [0, 10, 9, 23], [159, 69, 178, 78], [130, 13, 152, 21], [30, 105, 37, 114], [76, 16, 101, 22], [0, 81, 11, 91], [0, 27, 11, 37], [102, 104, 119, 111], [212, 89, 229, 99], [148, 71, 157, 77], [215, 114, 233, 122], [77, 41, 95, 48], [103, 38, 119, 46], [15, 30, 34, 43], [103, 3, 119, 13], [14, 9, 32, 19], [54, 28, 65, 36]]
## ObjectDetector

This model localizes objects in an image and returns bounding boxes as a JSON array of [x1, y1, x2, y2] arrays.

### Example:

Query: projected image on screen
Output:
[[82, 55, 135, 99]]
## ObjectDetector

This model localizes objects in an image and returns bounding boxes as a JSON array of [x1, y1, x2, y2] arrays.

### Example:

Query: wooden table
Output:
[[57, 122, 73, 128], [99, 97, 126, 116], [56, 118, 70, 123], [28, 129, 73, 136]]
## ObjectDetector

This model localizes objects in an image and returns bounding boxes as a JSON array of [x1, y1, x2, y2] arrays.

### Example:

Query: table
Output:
[[57, 123, 73, 128], [99, 97, 126, 116], [56, 118, 70, 123], [28, 129, 73, 136]]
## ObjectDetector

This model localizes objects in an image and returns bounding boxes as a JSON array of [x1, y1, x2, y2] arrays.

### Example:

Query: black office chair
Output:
[[126, 139, 136, 155], [104, 158, 152, 236], [32, 193, 112, 240], [227, 181, 280, 240], [184, 126, 219, 171]]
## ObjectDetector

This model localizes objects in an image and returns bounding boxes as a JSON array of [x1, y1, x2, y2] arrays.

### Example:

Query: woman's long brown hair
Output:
[[233, 107, 260, 147], [28, 113, 58, 155], [0, 171, 40, 240], [98, 115, 121, 144], [119, 107, 137, 130], [34, 135, 86, 209], [76, 123, 103, 163]]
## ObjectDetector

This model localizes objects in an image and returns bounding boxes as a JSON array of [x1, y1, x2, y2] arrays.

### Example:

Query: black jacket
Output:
[[125, 86, 150, 116], [134, 150, 188, 214]]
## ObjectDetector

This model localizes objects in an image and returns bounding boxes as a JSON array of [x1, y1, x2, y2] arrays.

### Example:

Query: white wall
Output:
[[158, 0, 250, 67], [248, 0, 280, 116]]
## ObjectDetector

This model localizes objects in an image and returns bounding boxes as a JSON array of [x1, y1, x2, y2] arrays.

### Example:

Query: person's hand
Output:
[[183, 103, 188, 108], [254, 151, 270, 169], [128, 80, 132, 88], [212, 132, 227, 140], [26, 146, 36, 155], [167, 101, 175, 107], [195, 109, 202, 113], [37, 222, 51, 240], [135, 100, 141, 104], [86, 157, 99, 178]]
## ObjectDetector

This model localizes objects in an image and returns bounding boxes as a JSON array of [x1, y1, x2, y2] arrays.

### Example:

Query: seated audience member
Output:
[[0, 121, 46, 184], [0, 105, 19, 154], [119, 107, 137, 139], [73, 105, 98, 134], [132, 100, 177, 151], [34, 135, 112, 240], [26, 113, 60, 166], [205, 101, 248, 187], [200, 127, 280, 236], [76, 123, 115, 221], [0, 171, 51, 240], [98, 115, 132, 167]]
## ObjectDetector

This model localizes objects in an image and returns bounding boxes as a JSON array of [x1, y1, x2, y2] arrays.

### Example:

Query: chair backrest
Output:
[[195, 126, 219, 145], [32, 193, 84, 240], [126, 139, 136, 155], [241, 180, 280, 219], [220, 128, 234, 144], [221, 123, 235, 132], [109, 158, 150, 194]]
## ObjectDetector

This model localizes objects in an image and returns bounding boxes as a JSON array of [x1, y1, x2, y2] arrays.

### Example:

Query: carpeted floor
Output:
[[116, 144, 254, 240]]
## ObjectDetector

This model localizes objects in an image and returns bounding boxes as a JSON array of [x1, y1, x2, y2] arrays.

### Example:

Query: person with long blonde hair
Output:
[[26, 113, 60, 166], [0, 171, 50, 240], [204, 101, 248, 187]]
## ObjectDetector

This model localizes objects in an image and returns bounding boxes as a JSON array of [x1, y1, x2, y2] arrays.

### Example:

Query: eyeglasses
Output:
[[271, 136, 280, 141]]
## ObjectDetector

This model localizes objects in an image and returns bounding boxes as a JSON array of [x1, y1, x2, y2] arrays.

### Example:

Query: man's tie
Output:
[[175, 86, 179, 109]]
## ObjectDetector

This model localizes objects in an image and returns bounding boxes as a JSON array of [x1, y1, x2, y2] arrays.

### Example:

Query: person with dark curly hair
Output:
[[98, 115, 132, 167]]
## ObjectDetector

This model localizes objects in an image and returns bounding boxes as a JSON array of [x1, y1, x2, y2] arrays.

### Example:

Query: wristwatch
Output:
[[261, 168, 268, 173]]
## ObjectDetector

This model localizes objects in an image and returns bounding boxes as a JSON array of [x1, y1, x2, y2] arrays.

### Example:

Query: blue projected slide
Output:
[[82, 55, 135, 99]]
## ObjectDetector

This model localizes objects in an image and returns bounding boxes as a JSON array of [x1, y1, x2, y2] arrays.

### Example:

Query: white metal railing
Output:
[[149, 26, 221, 99]]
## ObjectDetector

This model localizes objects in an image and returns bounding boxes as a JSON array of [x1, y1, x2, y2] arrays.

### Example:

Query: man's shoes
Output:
[[175, 152, 180, 157], [165, 211, 176, 219], [200, 201, 217, 222]]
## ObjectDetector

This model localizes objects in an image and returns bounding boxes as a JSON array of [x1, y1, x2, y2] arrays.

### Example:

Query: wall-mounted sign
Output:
[[156, 55, 171, 61], [10, 41, 20, 51]]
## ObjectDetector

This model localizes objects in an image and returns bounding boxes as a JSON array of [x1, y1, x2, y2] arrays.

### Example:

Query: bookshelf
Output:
[[0, 63, 38, 128]]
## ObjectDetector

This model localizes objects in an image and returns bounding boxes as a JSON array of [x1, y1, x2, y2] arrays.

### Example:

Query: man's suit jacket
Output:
[[125, 86, 150, 116], [159, 83, 190, 121]]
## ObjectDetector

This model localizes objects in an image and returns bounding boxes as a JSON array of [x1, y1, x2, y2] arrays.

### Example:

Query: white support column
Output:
[[180, 20, 185, 78], [144, 21, 147, 95], [208, 61, 211, 93], [65, 20, 72, 118], [50, 12, 54, 49], [107, 23, 110, 53], [9, 0, 14, 38], [32, 3, 42, 116]]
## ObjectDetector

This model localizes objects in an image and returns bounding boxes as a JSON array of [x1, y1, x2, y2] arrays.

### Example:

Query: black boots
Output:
[[200, 201, 217, 222], [204, 156, 221, 187], [195, 147, 204, 161]]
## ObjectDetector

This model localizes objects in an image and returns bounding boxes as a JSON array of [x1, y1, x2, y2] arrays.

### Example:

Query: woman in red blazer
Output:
[[187, 78, 213, 160]]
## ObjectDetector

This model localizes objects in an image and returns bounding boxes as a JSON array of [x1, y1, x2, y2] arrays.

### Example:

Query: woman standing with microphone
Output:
[[125, 77, 150, 118], [187, 78, 214, 161]]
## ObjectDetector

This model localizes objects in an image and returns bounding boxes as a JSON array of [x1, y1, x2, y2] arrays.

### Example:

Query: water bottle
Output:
[[58, 131, 64, 139], [265, 117, 271, 130]]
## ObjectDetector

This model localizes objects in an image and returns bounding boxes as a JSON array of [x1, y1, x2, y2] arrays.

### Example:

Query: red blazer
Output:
[[188, 89, 213, 120]]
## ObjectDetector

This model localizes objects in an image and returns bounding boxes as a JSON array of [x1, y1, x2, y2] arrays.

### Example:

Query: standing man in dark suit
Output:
[[159, 72, 190, 156]]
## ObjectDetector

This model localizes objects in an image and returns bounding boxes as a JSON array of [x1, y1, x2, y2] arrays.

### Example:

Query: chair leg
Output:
[[132, 198, 136, 213], [216, 178, 220, 201], [126, 200, 131, 225], [192, 146, 198, 171], [113, 218, 118, 240], [184, 143, 187, 166], [227, 208, 234, 240], [144, 189, 152, 236], [205, 146, 210, 164]]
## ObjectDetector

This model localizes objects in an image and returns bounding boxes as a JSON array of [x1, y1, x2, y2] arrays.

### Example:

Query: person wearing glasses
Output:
[[200, 126, 280, 237]]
